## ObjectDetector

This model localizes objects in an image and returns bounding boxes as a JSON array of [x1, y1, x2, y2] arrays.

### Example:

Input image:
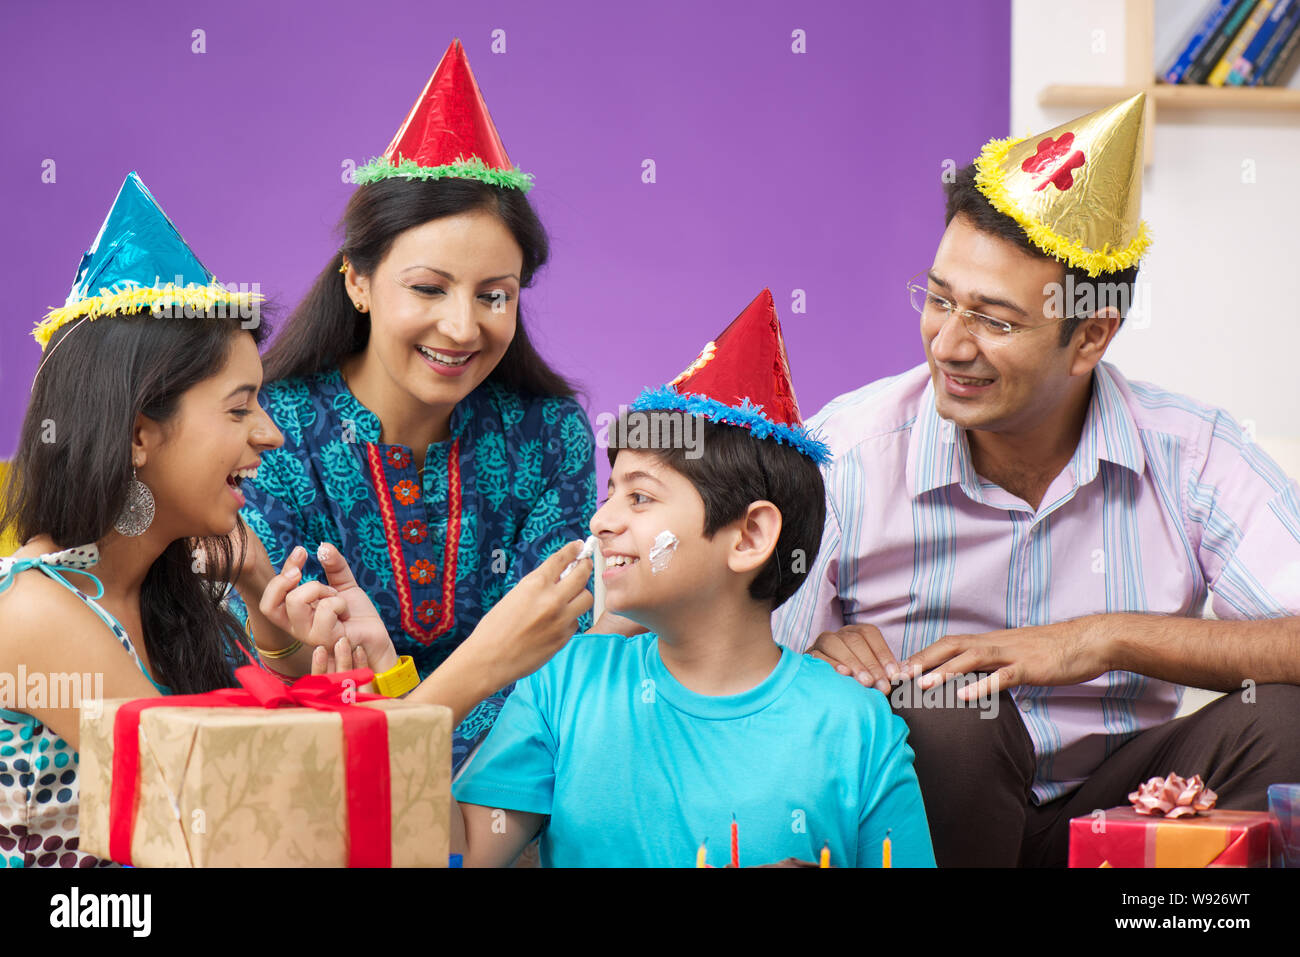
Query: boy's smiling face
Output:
[[592, 449, 731, 629]]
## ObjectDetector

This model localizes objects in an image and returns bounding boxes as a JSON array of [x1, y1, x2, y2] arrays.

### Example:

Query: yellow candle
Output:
[[819, 842, 830, 868], [696, 839, 707, 868], [882, 829, 892, 869]]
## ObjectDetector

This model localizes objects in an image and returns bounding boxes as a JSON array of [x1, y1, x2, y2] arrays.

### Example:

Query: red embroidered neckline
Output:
[[365, 440, 460, 644]]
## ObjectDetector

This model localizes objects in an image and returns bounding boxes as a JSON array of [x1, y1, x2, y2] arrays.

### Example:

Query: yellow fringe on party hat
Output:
[[973, 93, 1151, 278], [34, 282, 263, 350]]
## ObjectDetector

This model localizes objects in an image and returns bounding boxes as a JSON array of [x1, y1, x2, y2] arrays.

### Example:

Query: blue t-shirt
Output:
[[453, 633, 936, 868]]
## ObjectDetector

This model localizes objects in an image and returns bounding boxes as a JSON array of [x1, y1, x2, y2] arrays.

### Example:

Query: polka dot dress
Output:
[[0, 544, 161, 868], [0, 723, 107, 868]]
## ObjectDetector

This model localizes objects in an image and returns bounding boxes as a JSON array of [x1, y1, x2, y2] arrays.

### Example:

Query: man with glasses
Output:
[[773, 94, 1300, 867]]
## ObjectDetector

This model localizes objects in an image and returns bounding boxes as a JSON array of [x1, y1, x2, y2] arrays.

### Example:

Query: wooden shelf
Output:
[[1035, 0, 1300, 166], [1041, 83, 1300, 112]]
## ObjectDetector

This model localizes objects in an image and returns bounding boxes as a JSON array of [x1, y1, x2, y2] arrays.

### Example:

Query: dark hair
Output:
[[943, 162, 1139, 346], [261, 177, 577, 398], [1, 308, 271, 694], [607, 413, 826, 610]]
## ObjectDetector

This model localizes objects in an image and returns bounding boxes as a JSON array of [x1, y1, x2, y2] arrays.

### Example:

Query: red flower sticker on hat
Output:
[[1021, 133, 1086, 192]]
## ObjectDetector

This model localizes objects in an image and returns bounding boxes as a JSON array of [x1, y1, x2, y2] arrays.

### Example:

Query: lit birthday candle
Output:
[[696, 838, 707, 868], [882, 829, 892, 868], [819, 841, 830, 868]]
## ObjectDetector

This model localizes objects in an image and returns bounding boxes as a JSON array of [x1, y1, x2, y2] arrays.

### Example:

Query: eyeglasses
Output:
[[906, 271, 1074, 343]]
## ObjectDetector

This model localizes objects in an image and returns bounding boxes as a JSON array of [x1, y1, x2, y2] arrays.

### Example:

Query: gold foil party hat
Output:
[[973, 93, 1150, 277]]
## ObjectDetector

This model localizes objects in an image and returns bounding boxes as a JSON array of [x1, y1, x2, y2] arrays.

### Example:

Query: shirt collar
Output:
[[906, 361, 1145, 499], [905, 383, 981, 498], [1069, 360, 1145, 484], [318, 366, 476, 446]]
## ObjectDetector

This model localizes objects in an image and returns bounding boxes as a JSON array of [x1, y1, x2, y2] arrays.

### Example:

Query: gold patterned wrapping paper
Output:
[[79, 698, 450, 867]]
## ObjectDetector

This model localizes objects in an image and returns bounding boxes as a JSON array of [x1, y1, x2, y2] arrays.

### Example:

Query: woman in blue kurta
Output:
[[227, 41, 606, 771], [231, 370, 596, 769]]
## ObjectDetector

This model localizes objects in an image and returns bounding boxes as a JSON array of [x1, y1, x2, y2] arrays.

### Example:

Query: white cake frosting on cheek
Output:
[[648, 530, 679, 574]]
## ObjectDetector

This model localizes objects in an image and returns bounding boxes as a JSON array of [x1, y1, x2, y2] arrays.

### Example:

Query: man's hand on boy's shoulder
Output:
[[811, 618, 1113, 702], [899, 618, 1112, 703], [807, 623, 901, 695]]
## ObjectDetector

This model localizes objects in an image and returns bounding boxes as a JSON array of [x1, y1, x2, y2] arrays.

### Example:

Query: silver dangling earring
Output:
[[114, 466, 156, 537]]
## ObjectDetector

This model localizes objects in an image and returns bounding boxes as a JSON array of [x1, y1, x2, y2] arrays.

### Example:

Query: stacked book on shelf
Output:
[[1162, 0, 1300, 86]]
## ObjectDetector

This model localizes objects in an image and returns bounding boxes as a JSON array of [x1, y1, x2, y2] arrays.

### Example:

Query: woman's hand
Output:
[[259, 544, 399, 673], [462, 540, 595, 691]]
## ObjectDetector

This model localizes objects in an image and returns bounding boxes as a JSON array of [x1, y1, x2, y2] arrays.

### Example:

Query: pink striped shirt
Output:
[[773, 361, 1300, 802]]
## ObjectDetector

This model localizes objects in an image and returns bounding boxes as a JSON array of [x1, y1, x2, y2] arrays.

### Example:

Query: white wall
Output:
[[1012, 0, 1300, 478]]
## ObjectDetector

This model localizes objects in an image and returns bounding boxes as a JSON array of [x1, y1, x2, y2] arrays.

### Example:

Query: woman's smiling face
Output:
[[135, 331, 283, 539], [346, 208, 524, 411]]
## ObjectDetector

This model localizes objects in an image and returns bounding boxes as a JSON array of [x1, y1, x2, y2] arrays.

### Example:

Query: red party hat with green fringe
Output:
[[353, 39, 532, 192]]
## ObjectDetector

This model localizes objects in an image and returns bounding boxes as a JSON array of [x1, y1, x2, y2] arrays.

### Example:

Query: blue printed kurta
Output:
[[227, 367, 597, 771]]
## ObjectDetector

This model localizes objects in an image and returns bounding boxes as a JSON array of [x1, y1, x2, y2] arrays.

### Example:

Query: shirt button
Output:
[[1019, 699, 1033, 713]]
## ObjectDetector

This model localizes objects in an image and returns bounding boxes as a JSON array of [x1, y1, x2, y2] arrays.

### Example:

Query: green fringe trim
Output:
[[354, 154, 534, 193], [34, 283, 263, 350], [974, 135, 1151, 278]]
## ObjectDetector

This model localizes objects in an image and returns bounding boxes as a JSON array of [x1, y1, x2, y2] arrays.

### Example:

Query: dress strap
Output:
[[0, 544, 106, 599]]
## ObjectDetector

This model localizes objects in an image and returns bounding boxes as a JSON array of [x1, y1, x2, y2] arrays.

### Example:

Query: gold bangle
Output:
[[256, 639, 303, 660], [372, 655, 419, 698]]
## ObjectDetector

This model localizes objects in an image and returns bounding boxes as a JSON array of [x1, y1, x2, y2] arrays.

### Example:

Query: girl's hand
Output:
[[311, 635, 370, 675], [467, 540, 595, 690], [259, 544, 399, 673], [310, 636, 378, 695]]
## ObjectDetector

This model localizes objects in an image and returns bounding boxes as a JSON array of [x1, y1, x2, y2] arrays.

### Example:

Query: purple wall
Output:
[[1, 0, 1010, 488]]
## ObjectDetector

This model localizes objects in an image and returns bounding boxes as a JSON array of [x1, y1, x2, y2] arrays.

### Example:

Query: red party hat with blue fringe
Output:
[[630, 289, 830, 465]]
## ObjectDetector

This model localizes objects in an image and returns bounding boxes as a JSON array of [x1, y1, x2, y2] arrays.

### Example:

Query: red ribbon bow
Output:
[[109, 665, 392, 867]]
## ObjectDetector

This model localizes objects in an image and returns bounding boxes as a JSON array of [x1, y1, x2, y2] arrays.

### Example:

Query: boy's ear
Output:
[[726, 500, 782, 576]]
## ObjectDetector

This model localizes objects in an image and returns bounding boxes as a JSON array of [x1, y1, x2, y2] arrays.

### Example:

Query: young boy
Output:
[[448, 289, 935, 866]]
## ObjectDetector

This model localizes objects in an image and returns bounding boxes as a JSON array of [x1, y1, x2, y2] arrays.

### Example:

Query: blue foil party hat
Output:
[[33, 172, 260, 350]]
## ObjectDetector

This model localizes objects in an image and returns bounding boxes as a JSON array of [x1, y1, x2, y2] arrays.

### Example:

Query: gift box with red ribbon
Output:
[[79, 666, 451, 867], [1068, 807, 1272, 868]]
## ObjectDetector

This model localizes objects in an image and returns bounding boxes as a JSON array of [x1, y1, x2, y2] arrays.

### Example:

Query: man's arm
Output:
[[1103, 613, 1300, 691], [901, 612, 1300, 702]]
